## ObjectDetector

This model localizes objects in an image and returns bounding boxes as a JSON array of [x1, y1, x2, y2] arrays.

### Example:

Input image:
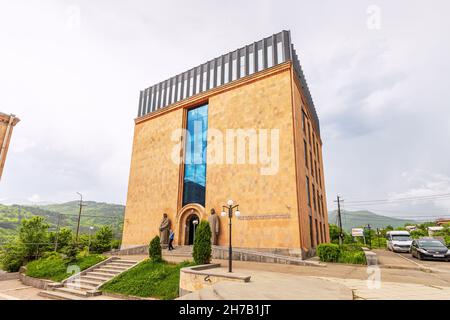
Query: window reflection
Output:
[[183, 104, 208, 207]]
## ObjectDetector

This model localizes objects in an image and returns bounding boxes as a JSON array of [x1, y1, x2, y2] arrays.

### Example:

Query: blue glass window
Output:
[[182, 104, 208, 206]]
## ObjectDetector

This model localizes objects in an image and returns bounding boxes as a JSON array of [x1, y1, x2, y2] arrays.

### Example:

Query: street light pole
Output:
[[75, 192, 86, 242], [221, 200, 240, 273], [193, 219, 199, 243], [88, 226, 94, 254]]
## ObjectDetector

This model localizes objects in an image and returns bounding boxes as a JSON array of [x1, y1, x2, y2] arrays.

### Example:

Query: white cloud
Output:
[[0, 0, 449, 221], [27, 194, 41, 203]]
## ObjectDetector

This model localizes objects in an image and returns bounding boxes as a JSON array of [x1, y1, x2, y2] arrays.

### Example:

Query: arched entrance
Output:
[[176, 204, 206, 246], [185, 214, 199, 245]]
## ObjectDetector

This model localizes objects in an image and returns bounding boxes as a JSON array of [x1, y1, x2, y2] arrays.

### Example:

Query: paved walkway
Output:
[[4, 249, 450, 300], [0, 279, 118, 300], [315, 277, 450, 300], [180, 268, 353, 300], [0, 280, 51, 300]]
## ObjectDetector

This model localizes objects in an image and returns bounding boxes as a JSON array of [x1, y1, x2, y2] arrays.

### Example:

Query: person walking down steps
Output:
[[168, 229, 175, 251]]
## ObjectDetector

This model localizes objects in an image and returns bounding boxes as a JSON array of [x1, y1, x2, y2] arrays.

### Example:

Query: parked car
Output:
[[411, 238, 450, 261], [386, 230, 412, 252]]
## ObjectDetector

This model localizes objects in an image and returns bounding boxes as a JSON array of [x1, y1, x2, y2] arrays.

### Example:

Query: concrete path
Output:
[[0, 279, 119, 300], [0, 280, 51, 300], [179, 268, 353, 300], [315, 277, 450, 300]]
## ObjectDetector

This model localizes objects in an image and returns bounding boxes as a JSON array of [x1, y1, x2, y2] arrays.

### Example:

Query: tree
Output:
[[48, 227, 73, 252], [90, 226, 114, 253], [410, 229, 428, 239], [0, 240, 26, 272], [193, 220, 212, 265], [328, 224, 353, 244], [18, 216, 49, 260], [149, 236, 162, 263], [63, 239, 81, 262]]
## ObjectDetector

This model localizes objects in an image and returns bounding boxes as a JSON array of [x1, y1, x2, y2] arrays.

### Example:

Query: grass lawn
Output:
[[26, 253, 106, 282], [101, 259, 195, 300]]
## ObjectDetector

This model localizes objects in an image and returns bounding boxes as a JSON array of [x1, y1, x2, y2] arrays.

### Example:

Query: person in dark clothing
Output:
[[168, 229, 175, 251]]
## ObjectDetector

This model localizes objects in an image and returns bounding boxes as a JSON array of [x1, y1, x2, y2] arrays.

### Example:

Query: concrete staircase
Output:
[[38, 258, 138, 300], [163, 245, 193, 258]]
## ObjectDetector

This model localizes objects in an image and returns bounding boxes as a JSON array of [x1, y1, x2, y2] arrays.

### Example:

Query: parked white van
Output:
[[386, 230, 413, 253]]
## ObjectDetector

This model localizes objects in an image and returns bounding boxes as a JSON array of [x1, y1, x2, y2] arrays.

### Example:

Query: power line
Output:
[[344, 192, 450, 205], [343, 204, 450, 216]]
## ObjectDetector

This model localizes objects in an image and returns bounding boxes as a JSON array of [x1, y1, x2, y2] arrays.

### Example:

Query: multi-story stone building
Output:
[[0, 112, 20, 181], [122, 31, 328, 258]]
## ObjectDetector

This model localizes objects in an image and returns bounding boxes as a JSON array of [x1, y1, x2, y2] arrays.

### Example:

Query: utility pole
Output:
[[54, 214, 61, 252], [376, 227, 381, 248], [75, 192, 86, 242], [367, 224, 372, 249], [336, 195, 343, 246]]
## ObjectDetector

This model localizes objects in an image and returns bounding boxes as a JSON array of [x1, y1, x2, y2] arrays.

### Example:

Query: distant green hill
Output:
[[328, 210, 415, 232], [0, 201, 125, 243]]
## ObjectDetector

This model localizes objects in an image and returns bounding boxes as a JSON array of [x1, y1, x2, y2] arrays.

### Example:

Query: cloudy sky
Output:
[[1, 0, 449, 219]]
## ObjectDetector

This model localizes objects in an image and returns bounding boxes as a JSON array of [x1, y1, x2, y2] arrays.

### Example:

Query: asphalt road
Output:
[[397, 252, 450, 273]]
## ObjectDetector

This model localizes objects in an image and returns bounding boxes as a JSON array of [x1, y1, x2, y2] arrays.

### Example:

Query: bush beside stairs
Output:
[[38, 257, 139, 300]]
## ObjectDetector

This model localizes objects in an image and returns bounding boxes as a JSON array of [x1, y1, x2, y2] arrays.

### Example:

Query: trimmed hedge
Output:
[[149, 236, 162, 263], [317, 243, 367, 265], [317, 243, 340, 262], [192, 220, 212, 265]]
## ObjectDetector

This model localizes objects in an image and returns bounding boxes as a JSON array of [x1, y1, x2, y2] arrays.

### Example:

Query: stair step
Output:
[[101, 266, 128, 271], [54, 287, 92, 297], [114, 259, 138, 264], [87, 272, 116, 279], [65, 282, 96, 291], [95, 268, 121, 275], [83, 274, 113, 282], [111, 259, 137, 263], [108, 262, 135, 268], [78, 278, 104, 286], [39, 290, 77, 300]]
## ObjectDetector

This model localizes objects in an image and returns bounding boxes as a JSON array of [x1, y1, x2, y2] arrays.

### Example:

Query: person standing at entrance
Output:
[[168, 229, 175, 251]]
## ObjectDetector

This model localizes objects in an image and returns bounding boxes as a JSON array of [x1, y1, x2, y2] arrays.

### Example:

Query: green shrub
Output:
[[0, 241, 26, 272], [41, 251, 61, 259], [193, 221, 212, 265], [111, 239, 121, 249], [340, 243, 363, 252], [26, 253, 105, 282], [338, 250, 366, 265], [63, 240, 81, 262], [410, 229, 428, 239], [90, 226, 114, 253], [149, 236, 162, 263], [26, 254, 67, 281], [317, 243, 340, 262]]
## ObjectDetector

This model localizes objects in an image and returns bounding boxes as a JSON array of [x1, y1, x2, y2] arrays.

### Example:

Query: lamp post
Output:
[[193, 219, 199, 243], [88, 226, 94, 254], [75, 192, 86, 242], [221, 199, 240, 273]]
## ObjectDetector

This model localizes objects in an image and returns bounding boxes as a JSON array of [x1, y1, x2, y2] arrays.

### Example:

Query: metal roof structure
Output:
[[137, 30, 319, 136]]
